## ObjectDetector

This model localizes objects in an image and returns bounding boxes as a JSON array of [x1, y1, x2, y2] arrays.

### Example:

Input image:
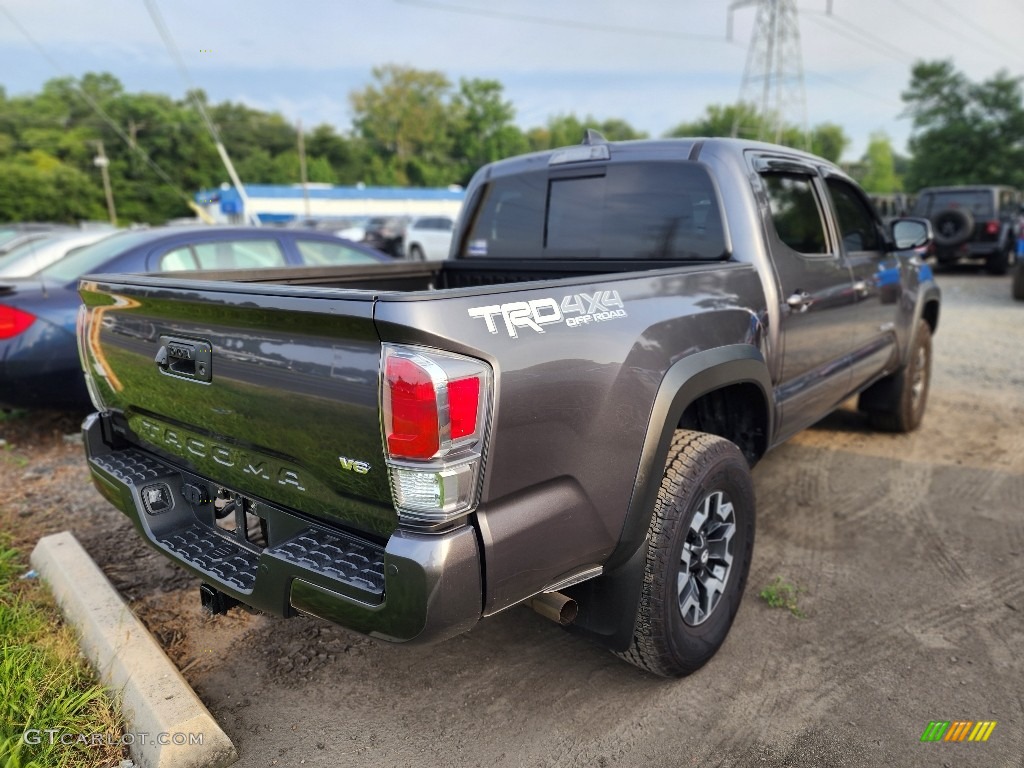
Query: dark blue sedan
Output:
[[0, 226, 391, 410]]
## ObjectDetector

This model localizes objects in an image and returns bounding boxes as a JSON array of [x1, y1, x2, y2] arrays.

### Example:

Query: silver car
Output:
[[0, 229, 118, 278]]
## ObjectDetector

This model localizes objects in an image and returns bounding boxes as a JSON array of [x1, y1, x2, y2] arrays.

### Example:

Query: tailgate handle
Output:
[[156, 335, 212, 383]]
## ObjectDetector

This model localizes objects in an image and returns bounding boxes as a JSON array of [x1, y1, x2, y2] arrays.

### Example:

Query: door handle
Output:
[[786, 291, 813, 313]]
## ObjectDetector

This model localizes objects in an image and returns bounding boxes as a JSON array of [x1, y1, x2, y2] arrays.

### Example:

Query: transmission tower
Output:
[[728, 0, 809, 147]]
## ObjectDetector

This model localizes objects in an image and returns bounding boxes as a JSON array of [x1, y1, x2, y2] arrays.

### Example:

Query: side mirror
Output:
[[891, 217, 933, 250]]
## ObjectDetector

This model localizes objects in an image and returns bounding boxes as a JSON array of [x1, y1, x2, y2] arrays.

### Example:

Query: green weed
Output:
[[759, 576, 806, 618]]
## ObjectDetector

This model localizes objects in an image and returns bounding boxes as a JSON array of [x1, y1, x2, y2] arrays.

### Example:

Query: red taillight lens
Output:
[[985, 220, 1000, 235], [385, 356, 440, 459], [448, 376, 480, 440], [0, 306, 35, 340], [381, 344, 492, 523]]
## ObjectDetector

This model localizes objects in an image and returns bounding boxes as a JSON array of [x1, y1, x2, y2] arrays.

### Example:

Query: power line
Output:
[[930, 0, 1020, 62], [804, 71, 903, 110], [891, 0, 1018, 66], [142, 0, 255, 223], [393, 0, 741, 44], [801, 10, 915, 66], [0, 2, 200, 212]]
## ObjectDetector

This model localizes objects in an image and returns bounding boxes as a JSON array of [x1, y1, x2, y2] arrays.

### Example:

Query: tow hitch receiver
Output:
[[199, 583, 239, 616]]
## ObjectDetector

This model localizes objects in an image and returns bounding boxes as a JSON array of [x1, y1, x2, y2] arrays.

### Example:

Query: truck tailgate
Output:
[[78, 276, 395, 539]]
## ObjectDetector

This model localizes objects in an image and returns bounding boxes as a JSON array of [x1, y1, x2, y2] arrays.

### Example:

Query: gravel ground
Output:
[[2, 270, 1022, 768]]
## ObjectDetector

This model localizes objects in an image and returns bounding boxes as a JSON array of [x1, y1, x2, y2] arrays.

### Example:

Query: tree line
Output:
[[1, 61, 1021, 224]]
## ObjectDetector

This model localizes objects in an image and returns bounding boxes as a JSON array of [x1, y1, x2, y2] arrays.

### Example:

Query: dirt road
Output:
[[2, 271, 1022, 767]]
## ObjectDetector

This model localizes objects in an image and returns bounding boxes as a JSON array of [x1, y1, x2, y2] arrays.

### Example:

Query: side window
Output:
[[999, 189, 1014, 217], [160, 247, 198, 271], [190, 240, 286, 270], [295, 239, 380, 265], [762, 174, 829, 254], [826, 178, 882, 252]]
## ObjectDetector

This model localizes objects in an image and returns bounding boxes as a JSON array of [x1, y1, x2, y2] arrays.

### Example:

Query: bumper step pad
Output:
[[91, 447, 386, 601], [270, 529, 385, 597], [159, 528, 259, 591]]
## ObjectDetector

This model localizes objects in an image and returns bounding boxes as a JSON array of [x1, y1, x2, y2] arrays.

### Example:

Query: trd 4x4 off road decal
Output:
[[468, 290, 627, 338]]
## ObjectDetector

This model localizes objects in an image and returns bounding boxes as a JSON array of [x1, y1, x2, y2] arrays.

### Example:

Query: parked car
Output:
[[0, 222, 73, 255], [280, 216, 371, 243], [76, 135, 939, 677], [910, 185, 1020, 274], [361, 216, 409, 258], [868, 193, 915, 225], [404, 215, 455, 260], [0, 226, 391, 410], [0, 229, 117, 278]]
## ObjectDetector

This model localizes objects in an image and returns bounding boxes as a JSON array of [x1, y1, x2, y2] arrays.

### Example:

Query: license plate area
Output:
[[212, 488, 268, 552]]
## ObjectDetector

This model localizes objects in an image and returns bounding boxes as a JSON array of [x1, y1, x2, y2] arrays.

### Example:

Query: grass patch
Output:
[[0, 409, 28, 423], [0, 539, 125, 768], [1, 444, 29, 469], [759, 576, 806, 618]]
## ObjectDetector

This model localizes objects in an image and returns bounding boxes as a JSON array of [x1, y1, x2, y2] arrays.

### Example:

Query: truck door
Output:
[[754, 162, 857, 440], [823, 175, 901, 393]]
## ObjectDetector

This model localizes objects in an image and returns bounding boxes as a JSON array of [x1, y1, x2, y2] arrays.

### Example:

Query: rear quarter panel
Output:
[[374, 264, 768, 613]]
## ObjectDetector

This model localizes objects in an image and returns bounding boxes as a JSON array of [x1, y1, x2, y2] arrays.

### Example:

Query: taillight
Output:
[[0, 306, 35, 340], [381, 344, 492, 525], [985, 220, 1000, 235]]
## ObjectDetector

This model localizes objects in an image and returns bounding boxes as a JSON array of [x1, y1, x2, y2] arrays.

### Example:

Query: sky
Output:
[[1, 0, 1022, 164]]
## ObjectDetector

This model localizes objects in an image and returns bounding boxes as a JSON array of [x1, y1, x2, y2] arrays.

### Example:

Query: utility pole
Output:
[[92, 140, 117, 226], [297, 119, 311, 219], [728, 0, 809, 148]]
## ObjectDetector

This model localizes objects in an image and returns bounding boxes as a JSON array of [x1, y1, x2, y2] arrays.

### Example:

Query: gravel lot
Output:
[[2, 270, 1022, 768]]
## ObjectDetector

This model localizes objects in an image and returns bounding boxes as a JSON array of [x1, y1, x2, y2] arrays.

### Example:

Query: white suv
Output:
[[405, 216, 455, 260]]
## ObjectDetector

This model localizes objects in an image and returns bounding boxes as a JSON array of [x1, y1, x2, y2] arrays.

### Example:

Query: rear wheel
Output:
[[408, 244, 425, 261], [985, 244, 1013, 276], [860, 319, 932, 432], [1012, 263, 1024, 301], [616, 430, 755, 678]]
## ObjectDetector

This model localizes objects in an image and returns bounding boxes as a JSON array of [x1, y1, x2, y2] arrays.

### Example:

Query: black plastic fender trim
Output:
[[564, 345, 773, 652]]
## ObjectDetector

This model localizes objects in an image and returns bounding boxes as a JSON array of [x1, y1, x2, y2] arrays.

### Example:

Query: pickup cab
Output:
[[78, 135, 940, 677]]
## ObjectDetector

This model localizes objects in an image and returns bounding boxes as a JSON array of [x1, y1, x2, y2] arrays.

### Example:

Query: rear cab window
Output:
[[460, 161, 729, 261]]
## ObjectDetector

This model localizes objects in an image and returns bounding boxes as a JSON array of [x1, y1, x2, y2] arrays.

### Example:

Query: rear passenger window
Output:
[[295, 239, 380, 265], [462, 162, 727, 260], [160, 247, 198, 271], [160, 240, 287, 271], [762, 174, 829, 254], [826, 178, 881, 252]]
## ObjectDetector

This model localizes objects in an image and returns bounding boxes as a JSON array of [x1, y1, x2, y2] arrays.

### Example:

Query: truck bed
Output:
[[106, 257, 721, 295]]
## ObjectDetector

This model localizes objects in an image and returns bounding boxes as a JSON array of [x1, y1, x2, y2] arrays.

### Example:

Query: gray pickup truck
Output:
[[78, 135, 940, 677]]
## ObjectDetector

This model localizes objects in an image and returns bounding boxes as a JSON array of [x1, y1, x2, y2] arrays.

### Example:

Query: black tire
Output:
[[860, 319, 932, 433], [1012, 263, 1024, 301], [616, 430, 755, 678], [931, 209, 974, 248], [985, 244, 1013, 276], [409, 244, 426, 261]]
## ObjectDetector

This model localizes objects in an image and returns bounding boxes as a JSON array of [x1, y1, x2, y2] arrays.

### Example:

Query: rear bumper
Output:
[[83, 412, 482, 644], [934, 241, 1002, 262], [0, 331, 89, 410]]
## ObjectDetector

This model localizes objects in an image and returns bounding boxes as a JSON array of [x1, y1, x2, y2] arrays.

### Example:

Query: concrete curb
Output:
[[30, 531, 238, 768]]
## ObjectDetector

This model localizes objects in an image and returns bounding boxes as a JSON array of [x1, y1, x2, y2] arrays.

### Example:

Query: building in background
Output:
[[193, 184, 465, 225]]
